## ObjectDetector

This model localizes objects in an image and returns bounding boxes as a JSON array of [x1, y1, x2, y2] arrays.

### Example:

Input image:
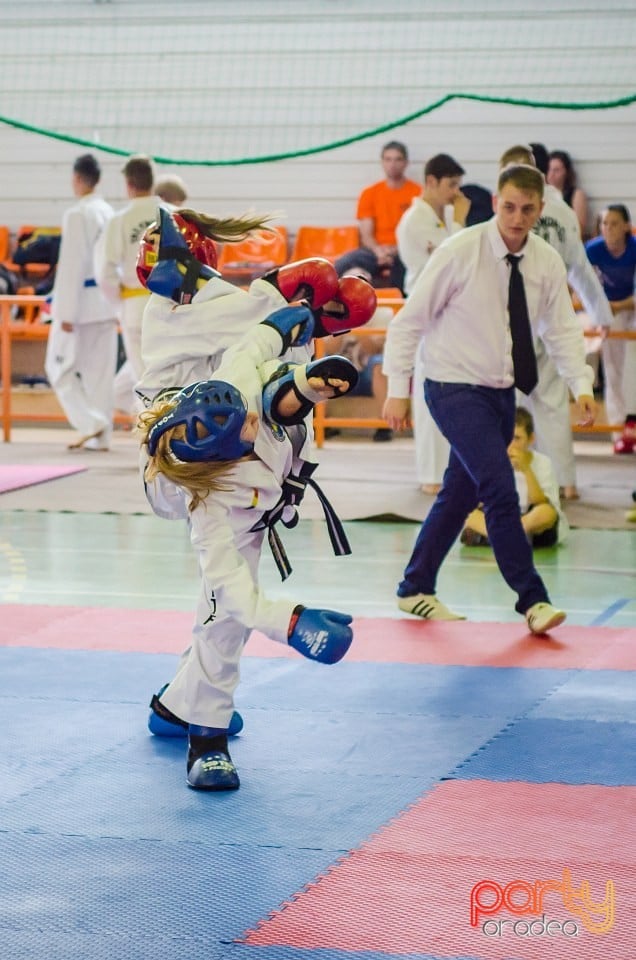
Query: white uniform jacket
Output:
[[96, 195, 160, 303], [534, 184, 612, 328], [50, 193, 114, 326], [137, 275, 309, 405], [397, 197, 463, 296], [144, 323, 303, 643]]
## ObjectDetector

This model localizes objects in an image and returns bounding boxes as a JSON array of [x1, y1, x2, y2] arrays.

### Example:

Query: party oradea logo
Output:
[[470, 868, 615, 940]]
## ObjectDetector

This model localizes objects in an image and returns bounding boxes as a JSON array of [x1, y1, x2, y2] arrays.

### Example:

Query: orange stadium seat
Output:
[[374, 288, 405, 313], [11, 225, 61, 279], [290, 225, 360, 263], [0, 225, 11, 266], [217, 226, 288, 283]]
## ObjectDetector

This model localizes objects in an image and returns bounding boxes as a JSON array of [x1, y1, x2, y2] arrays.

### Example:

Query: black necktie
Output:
[[506, 253, 538, 395]]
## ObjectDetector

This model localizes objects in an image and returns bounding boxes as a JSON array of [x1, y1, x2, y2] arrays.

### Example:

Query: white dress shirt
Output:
[[383, 218, 594, 401]]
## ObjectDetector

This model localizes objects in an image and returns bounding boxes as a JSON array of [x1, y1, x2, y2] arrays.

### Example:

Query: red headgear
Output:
[[171, 212, 218, 270], [137, 222, 160, 288], [136, 209, 219, 300]]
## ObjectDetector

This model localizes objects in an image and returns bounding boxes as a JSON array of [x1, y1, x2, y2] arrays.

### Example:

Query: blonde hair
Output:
[[177, 208, 274, 243], [155, 175, 188, 205], [138, 401, 236, 512], [499, 145, 534, 169]]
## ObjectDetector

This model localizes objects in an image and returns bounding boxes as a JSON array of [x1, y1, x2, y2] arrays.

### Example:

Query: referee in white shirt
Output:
[[382, 164, 596, 635]]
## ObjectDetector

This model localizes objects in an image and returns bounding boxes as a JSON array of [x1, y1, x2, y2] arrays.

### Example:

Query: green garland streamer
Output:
[[3, 91, 636, 166]]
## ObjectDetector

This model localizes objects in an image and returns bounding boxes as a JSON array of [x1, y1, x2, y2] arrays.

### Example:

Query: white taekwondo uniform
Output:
[[136, 274, 310, 406], [143, 320, 313, 729], [96, 194, 160, 411], [396, 196, 462, 487], [45, 192, 117, 447], [528, 183, 612, 487]]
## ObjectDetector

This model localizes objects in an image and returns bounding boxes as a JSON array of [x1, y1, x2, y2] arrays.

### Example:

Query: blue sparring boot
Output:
[[186, 726, 240, 791], [263, 355, 358, 427], [148, 685, 244, 738]]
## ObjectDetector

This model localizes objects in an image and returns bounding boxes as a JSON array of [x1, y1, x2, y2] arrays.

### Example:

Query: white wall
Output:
[[1, 0, 635, 240]]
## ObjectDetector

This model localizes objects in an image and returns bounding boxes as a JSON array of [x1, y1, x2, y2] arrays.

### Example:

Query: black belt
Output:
[[251, 463, 351, 581]]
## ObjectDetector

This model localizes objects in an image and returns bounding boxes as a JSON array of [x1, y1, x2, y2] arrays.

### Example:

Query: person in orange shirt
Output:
[[335, 141, 421, 294]]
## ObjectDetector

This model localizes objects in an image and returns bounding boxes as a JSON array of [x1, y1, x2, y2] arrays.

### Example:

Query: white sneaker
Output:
[[526, 602, 566, 635], [397, 594, 466, 621]]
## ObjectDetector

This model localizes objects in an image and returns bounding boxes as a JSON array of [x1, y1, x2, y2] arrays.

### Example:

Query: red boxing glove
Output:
[[261, 257, 339, 309], [312, 276, 378, 338]]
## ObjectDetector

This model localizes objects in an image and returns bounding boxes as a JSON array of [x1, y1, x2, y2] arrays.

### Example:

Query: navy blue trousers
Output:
[[398, 380, 550, 614]]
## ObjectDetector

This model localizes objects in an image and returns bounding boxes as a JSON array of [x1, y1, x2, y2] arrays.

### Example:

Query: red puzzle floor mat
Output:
[[241, 779, 636, 959], [3, 604, 636, 670]]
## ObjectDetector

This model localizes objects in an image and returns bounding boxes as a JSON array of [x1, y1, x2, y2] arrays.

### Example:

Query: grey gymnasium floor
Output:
[[0, 424, 634, 626], [1, 424, 635, 960]]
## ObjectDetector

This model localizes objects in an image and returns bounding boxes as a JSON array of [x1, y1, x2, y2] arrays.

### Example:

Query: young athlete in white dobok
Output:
[[135, 208, 376, 791]]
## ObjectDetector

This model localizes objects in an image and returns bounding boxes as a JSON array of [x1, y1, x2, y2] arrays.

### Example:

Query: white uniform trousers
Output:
[[520, 341, 576, 488], [412, 343, 450, 486], [113, 361, 137, 414], [120, 294, 147, 378], [160, 521, 265, 729], [45, 318, 118, 445], [602, 307, 636, 435], [115, 291, 149, 414], [114, 295, 148, 415]]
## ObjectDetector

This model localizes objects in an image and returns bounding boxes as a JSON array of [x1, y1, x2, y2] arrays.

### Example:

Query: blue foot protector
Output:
[[186, 725, 240, 791], [148, 685, 244, 738]]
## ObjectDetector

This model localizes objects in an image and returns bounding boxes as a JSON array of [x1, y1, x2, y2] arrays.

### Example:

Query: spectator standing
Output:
[[585, 204, 636, 451], [396, 153, 470, 493], [500, 143, 613, 498], [97, 154, 158, 413], [382, 164, 596, 634], [155, 174, 189, 208], [334, 141, 421, 293], [44, 154, 118, 451], [547, 149, 589, 239]]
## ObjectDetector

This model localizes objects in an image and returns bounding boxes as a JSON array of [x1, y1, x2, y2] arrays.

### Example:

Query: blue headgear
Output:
[[144, 208, 221, 304], [147, 380, 253, 462]]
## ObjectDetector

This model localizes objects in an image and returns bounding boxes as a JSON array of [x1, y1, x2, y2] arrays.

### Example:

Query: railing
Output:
[[0, 294, 133, 441], [2, 292, 635, 445]]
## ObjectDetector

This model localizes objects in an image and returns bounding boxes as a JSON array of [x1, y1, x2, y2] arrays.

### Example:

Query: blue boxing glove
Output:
[[287, 605, 353, 664], [261, 304, 315, 352]]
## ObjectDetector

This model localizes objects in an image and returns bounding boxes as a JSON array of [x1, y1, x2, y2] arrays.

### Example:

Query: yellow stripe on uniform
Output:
[[120, 286, 150, 299]]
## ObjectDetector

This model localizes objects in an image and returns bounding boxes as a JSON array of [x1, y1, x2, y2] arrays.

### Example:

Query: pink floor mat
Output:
[[0, 464, 86, 493]]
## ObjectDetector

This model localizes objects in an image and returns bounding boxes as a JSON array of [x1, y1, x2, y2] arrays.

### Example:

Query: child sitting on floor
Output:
[[461, 406, 568, 548]]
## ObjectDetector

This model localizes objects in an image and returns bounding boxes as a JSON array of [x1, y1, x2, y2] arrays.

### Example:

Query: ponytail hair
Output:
[[175, 208, 275, 244]]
